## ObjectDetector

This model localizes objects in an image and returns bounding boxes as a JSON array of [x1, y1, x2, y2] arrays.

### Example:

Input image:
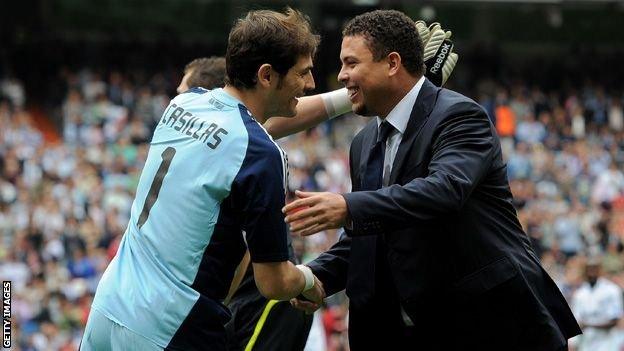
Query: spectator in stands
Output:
[[592, 161, 624, 204], [571, 259, 624, 351]]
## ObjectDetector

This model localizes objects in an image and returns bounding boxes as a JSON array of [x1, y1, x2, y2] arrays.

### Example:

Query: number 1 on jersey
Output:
[[138, 147, 176, 229]]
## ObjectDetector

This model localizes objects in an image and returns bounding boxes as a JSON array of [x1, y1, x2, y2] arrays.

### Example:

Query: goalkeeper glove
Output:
[[415, 21, 459, 87]]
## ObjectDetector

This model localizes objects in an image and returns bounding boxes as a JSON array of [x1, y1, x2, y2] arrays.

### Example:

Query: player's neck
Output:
[[223, 85, 268, 124]]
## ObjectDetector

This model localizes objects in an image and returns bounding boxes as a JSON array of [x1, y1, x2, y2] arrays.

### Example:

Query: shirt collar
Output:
[[376, 75, 426, 134], [211, 88, 244, 108]]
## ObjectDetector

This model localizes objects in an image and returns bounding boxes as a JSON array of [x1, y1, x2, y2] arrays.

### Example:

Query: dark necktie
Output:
[[362, 121, 395, 191], [352, 121, 396, 301], [356, 121, 405, 324]]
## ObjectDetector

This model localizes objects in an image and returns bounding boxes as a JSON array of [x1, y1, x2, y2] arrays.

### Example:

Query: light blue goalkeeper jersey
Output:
[[91, 88, 290, 350]]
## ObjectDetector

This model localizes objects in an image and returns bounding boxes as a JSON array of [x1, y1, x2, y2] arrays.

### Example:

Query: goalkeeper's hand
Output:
[[415, 21, 459, 87]]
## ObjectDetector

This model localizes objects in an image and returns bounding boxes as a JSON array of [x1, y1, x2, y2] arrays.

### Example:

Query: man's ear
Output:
[[387, 52, 402, 77], [257, 64, 273, 88]]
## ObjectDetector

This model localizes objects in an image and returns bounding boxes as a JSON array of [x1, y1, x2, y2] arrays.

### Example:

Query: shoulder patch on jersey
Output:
[[208, 97, 226, 110], [181, 87, 209, 95]]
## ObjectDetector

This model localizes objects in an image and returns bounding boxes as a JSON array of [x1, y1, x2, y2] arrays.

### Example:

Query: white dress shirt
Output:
[[374, 76, 425, 326], [376, 75, 425, 187]]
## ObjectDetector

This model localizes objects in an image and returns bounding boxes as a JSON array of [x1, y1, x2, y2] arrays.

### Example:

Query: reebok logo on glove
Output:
[[416, 20, 459, 87], [429, 42, 452, 75], [424, 38, 454, 86]]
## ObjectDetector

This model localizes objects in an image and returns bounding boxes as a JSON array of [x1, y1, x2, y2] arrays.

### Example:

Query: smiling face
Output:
[[268, 54, 315, 117], [338, 35, 393, 117]]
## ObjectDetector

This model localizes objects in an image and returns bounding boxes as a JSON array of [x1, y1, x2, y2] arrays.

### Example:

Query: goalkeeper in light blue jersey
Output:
[[81, 8, 326, 351]]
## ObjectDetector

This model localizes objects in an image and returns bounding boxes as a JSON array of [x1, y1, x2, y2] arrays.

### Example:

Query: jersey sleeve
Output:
[[230, 128, 289, 263]]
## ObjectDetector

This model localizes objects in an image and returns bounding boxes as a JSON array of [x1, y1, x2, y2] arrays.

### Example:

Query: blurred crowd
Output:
[[1, 70, 624, 350]]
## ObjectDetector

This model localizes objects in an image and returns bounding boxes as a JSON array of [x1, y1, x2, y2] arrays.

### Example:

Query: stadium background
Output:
[[1, 0, 624, 349]]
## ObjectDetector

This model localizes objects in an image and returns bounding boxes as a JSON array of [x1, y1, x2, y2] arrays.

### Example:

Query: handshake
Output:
[[292, 265, 325, 314]]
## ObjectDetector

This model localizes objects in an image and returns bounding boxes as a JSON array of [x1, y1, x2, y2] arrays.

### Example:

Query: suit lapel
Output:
[[389, 78, 440, 184], [358, 121, 379, 190], [349, 121, 380, 300]]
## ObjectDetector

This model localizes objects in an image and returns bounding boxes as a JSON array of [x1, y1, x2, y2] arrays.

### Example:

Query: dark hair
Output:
[[225, 7, 320, 89], [343, 10, 424, 76], [184, 56, 226, 89]]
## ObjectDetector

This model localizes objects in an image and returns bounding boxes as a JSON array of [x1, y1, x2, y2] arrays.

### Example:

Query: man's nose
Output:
[[305, 73, 315, 92], [337, 67, 348, 85]]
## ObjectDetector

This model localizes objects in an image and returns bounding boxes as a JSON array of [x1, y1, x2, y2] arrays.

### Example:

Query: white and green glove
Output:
[[415, 21, 459, 87]]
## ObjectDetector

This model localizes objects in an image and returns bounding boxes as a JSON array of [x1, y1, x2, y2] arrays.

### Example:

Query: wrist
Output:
[[296, 264, 315, 292], [320, 88, 350, 119]]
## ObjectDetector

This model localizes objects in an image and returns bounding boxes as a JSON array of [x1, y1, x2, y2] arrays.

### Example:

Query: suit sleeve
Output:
[[306, 230, 350, 296], [343, 102, 496, 235]]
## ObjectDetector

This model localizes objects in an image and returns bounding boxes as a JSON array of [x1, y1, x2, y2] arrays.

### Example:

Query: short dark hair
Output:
[[343, 10, 424, 76], [225, 7, 320, 89], [184, 56, 226, 89]]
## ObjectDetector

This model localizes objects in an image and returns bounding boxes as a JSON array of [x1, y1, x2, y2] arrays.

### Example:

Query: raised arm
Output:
[[263, 89, 350, 140], [264, 20, 459, 140]]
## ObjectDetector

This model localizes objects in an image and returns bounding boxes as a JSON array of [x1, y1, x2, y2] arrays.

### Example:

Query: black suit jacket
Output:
[[308, 79, 581, 350]]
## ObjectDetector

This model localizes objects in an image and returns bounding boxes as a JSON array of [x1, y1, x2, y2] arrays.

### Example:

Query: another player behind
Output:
[[81, 8, 324, 351], [177, 56, 226, 94]]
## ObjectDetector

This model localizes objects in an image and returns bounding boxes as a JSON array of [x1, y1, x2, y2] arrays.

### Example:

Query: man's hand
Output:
[[292, 276, 325, 314], [290, 297, 322, 314], [415, 21, 459, 87], [302, 275, 325, 304], [282, 190, 348, 236]]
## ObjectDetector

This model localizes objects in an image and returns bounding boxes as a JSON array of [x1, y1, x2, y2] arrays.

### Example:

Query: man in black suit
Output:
[[284, 10, 581, 350]]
